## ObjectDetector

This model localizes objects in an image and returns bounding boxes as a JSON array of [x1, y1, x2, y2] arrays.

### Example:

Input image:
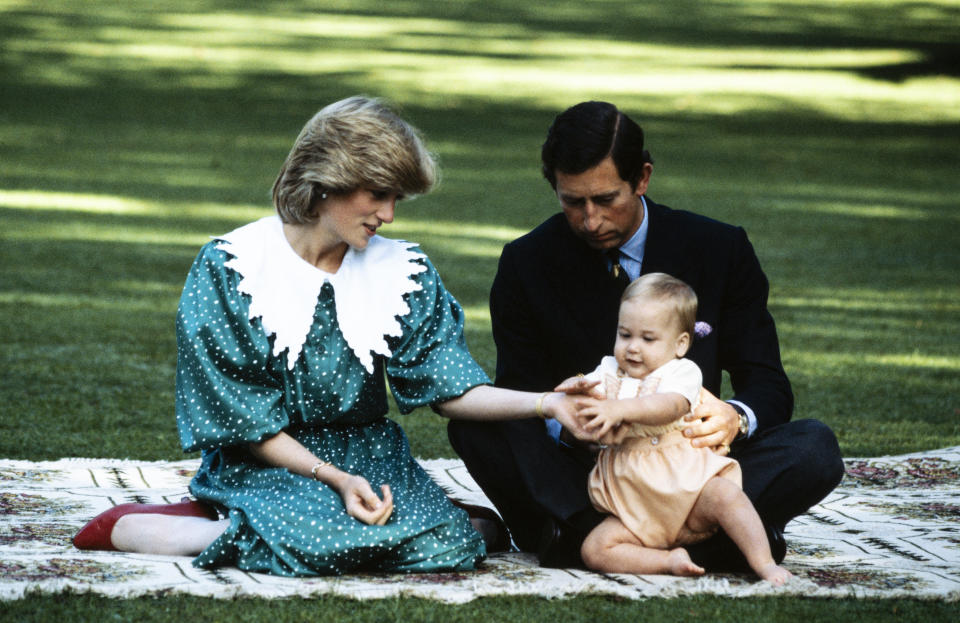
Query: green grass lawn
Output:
[[1, 0, 958, 620]]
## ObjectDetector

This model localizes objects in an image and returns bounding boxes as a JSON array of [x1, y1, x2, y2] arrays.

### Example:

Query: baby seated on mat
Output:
[[559, 272, 791, 584]]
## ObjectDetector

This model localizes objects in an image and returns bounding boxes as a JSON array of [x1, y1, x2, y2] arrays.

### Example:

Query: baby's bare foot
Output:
[[757, 562, 792, 586], [667, 548, 705, 577]]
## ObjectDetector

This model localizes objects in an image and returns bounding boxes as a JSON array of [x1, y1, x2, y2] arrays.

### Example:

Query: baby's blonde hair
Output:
[[621, 272, 697, 337]]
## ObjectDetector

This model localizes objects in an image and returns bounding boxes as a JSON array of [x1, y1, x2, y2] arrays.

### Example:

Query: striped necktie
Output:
[[606, 249, 630, 287]]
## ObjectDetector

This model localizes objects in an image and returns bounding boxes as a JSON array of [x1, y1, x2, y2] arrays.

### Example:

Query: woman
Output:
[[73, 96, 584, 576]]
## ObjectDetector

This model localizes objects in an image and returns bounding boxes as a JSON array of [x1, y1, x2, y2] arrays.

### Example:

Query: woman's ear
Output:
[[676, 332, 691, 358]]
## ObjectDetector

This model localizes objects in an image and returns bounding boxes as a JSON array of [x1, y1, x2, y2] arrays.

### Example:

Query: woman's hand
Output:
[[336, 475, 394, 526], [247, 432, 394, 524], [553, 375, 601, 397], [541, 391, 597, 442]]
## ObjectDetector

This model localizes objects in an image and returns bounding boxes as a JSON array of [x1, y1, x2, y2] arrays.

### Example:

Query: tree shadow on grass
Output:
[[229, 0, 960, 80]]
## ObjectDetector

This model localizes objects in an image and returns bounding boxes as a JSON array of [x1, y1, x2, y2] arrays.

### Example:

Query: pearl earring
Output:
[[320, 192, 328, 200]]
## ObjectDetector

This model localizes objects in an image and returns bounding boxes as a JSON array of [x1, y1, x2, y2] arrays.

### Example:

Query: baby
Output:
[[563, 272, 791, 584]]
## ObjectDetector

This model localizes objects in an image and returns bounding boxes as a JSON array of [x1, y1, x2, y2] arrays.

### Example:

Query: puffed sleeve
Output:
[[584, 356, 616, 399], [655, 358, 703, 408], [385, 255, 490, 413], [175, 243, 289, 453]]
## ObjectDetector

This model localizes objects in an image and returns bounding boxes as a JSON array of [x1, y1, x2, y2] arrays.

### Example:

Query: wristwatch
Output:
[[730, 403, 749, 440]]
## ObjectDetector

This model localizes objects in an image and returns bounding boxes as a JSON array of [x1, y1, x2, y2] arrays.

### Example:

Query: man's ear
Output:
[[634, 162, 654, 196], [676, 332, 691, 358]]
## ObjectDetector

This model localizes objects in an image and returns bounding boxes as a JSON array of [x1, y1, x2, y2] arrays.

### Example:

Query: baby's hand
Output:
[[576, 398, 622, 440], [571, 396, 598, 429]]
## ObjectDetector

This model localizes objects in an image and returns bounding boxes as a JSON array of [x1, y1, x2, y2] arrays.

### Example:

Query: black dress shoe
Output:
[[768, 524, 787, 564], [536, 517, 583, 568], [687, 523, 787, 571], [450, 499, 512, 553]]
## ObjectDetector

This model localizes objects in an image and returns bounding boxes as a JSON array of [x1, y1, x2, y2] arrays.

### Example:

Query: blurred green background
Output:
[[2, 0, 958, 463], [2, 1, 959, 620]]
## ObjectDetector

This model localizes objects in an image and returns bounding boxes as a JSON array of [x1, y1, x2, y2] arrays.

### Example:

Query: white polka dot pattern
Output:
[[174, 238, 490, 576]]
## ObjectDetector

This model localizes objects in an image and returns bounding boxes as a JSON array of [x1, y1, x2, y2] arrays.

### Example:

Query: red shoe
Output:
[[72, 498, 219, 551]]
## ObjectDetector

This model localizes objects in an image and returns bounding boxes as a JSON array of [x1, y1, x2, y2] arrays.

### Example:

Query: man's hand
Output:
[[684, 388, 739, 455]]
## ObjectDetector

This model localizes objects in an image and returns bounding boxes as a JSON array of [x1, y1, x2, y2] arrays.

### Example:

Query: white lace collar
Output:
[[597, 355, 655, 399], [214, 216, 427, 373]]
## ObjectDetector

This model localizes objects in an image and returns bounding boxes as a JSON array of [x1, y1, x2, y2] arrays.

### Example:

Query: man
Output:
[[448, 101, 844, 569]]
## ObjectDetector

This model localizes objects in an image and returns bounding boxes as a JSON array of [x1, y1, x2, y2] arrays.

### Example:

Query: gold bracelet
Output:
[[535, 392, 550, 419], [311, 460, 331, 480]]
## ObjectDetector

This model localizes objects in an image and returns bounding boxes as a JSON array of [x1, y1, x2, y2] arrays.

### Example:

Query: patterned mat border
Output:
[[2, 446, 959, 602]]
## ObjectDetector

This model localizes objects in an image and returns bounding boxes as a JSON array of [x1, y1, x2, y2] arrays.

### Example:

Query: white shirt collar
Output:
[[214, 216, 427, 373]]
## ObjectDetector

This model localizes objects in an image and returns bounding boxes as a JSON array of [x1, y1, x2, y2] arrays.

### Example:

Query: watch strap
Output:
[[729, 402, 749, 440]]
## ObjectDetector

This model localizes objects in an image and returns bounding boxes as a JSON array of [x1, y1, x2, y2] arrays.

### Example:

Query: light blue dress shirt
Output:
[[604, 196, 649, 282]]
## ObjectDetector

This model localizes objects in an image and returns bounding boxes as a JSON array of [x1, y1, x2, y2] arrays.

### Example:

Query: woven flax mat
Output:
[[2, 447, 959, 602]]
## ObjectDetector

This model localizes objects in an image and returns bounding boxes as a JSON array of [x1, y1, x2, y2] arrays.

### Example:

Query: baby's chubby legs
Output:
[[580, 516, 705, 576], [686, 476, 792, 585]]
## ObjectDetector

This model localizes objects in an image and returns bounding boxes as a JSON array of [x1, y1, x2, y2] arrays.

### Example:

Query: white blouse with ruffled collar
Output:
[[214, 215, 427, 373]]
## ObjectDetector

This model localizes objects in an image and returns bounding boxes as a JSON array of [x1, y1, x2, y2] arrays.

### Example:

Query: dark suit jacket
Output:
[[489, 198, 793, 432]]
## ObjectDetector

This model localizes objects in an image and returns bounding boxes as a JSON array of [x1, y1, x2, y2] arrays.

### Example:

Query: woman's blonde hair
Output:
[[621, 272, 697, 337], [272, 96, 437, 224]]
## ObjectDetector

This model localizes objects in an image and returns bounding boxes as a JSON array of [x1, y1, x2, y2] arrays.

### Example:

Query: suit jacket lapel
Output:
[[545, 219, 622, 352], [639, 199, 674, 276]]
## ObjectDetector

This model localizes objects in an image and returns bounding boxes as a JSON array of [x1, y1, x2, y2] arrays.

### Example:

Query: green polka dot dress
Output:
[[175, 218, 489, 576]]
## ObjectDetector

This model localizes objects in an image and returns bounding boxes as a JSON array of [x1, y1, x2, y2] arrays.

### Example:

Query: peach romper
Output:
[[586, 356, 742, 548]]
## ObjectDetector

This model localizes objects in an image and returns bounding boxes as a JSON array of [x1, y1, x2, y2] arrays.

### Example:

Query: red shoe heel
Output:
[[72, 498, 219, 551]]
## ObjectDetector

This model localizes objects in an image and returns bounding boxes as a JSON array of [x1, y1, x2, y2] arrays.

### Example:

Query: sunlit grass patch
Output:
[[3, 1, 959, 120]]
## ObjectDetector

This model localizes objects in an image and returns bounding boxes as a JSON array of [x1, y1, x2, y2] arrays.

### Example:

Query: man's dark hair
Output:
[[541, 101, 652, 190]]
